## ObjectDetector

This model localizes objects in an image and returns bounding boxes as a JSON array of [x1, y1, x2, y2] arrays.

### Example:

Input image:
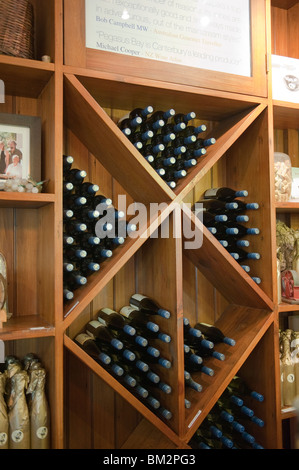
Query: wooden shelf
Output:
[[278, 302, 299, 312], [0, 54, 54, 98], [182, 206, 273, 311], [273, 101, 299, 129], [183, 305, 274, 442], [281, 406, 297, 419], [0, 192, 55, 208], [64, 334, 183, 447], [276, 201, 299, 212], [0, 315, 55, 341]]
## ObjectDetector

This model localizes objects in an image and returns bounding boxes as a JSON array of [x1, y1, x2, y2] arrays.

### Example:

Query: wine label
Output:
[[199, 322, 213, 327], [97, 317, 108, 327], [75, 333, 91, 345], [36, 426, 48, 440], [131, 294, 146, 301], [89, 320, 101, 328], [204, 188, 219, 197], [0, 432, 7, 446], [11, 430, 24, 443], [120, 306, 136, 318], [101, 308, 116, 315], [287, 373, 295, 383]]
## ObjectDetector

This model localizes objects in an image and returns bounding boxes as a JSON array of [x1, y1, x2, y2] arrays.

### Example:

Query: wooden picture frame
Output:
[[64, 0, 268, 98], [0, 112, 41, 182]]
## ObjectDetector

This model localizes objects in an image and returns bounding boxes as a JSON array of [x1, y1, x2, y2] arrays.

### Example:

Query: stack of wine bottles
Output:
[[193, 186, 262, 285], [74, 294, 173, 422], [63, 155, 136, 302], [184, 319, 236, 394], [0, 353, 50, 449], [118, 106, 216, 189], [189, 376, 265, 449]]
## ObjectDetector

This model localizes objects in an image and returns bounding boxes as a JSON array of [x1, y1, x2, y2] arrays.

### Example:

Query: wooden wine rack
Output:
[[1, 0, 298, 449]]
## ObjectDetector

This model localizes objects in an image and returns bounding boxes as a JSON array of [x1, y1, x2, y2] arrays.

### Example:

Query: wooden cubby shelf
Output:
[[0, 315, 55, 341], [0, 192, 55, 209]]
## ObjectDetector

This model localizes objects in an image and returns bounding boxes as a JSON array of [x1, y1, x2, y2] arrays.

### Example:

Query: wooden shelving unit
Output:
[[0, 0, 296, 450]]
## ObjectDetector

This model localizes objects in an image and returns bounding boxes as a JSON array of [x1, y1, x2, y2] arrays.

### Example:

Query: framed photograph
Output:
[[0, 113, 41, 182]]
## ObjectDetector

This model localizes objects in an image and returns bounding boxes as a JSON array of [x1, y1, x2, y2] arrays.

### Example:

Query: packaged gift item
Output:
[[0, 372, 8, 449], [274, 152, 292, 202]]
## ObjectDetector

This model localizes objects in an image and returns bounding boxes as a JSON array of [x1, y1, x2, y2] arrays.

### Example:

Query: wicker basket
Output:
[[0, 0, 34, 59]]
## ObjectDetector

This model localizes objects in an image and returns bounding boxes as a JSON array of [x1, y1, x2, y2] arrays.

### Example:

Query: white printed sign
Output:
[[272, 54, 299, 103], [85, 0, 252, 77]]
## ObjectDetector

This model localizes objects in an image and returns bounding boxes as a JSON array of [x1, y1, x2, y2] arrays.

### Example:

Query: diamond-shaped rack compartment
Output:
[[64, 209, 186, 447], [72, 71, 268, 202]]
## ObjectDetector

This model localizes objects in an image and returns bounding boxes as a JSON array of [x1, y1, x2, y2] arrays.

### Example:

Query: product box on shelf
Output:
[[272, 55, 299, 103]]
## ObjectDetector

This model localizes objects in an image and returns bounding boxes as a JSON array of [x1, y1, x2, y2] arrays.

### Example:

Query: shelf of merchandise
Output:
[[272, 0, 299, 449]]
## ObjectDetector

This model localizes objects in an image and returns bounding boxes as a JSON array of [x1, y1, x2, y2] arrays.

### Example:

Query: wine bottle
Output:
[[193, 323, 236, 347], [64, 168, 87, 186], [63, 208, 74, 221], [97, 308, 136, 336], [231, 200, 259, 212], [157, 406, 172, 421], [228, 376, 264, 402], [64, 221, 87, 236], [194, 199, 239, 215], [88, 194, 113, 211], [206, 221, 240, 238], [129, 294, 171, 319], [75, 333, 111, 365], [116, 335, 160, 360], [184, 349, 203, 365], [63, 181, 74, 194], [134, 325, 171, 344], [228, 247, 261, 262], [151, 109, 175, 122], [74, 182, 100, 196], [204, 187, 249, 201], [63, 288, 74, 301], [108, 326, 148, 348], [129, 106, 154, 119], [183, 317, 202, 338], [72, 209, 100, 224], [63, 235, 74, 246], [172, 111, 196, 124], [64, 194, 87, 209], [78, 258, 100, 277], [185, 377, 202, 392], [86, 320, 126, 351], [118, 116, 143, 131], [185, 360, 214, 377], [136, 349, 172, 369], [91, 244, 113, 262], [64, 246, 87, 261], [146, 116, 165, 131], [193, 343, 225, 362], [226, 213, 250, 223], [63, 261, 74, 273], [182, 124, 207, 136], [63, 154, 74, 171], [74, 232, 101, 248], [64, 271, 87, 290], [198, 211, 228, 225], [119, 306, 160, 333], [225, 222, 260, 238], [129, 133, 143, 150]]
